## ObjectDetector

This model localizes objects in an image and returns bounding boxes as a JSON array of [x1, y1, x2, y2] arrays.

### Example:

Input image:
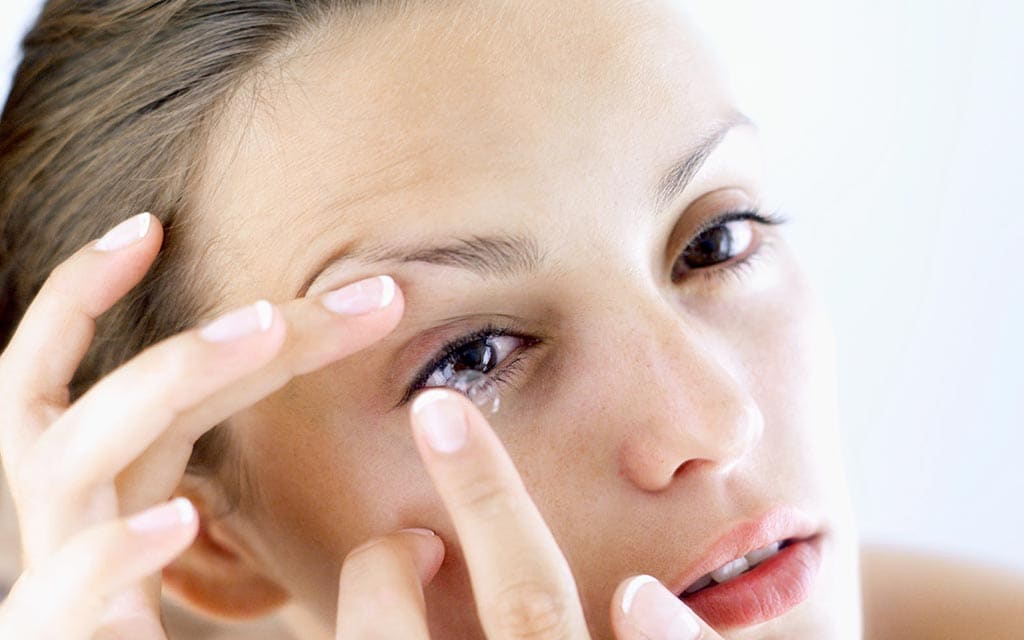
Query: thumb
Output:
[[334, 528, 445, 638], [612, 575, 725, 640]]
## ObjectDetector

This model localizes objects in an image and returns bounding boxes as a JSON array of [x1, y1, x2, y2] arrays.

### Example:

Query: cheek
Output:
[[231, 389, 451, 616], [717, 255, 846, 505]]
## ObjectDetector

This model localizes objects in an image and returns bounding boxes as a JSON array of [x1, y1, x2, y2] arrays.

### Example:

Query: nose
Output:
[[613, 313, 765, 492]]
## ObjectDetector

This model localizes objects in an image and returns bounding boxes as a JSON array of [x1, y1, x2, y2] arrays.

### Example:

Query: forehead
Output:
[[195, 0, 737, 298]]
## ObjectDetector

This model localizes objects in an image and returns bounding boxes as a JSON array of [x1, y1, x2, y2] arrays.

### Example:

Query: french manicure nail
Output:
[[412, 389, 468, 453], [622, 575, 701, 639], [199, 300, 274, 343], [127, 497, 196, 534], [94, 212, 151, 251], [321, 275, 395, 315], [399, 527, 437, 537]]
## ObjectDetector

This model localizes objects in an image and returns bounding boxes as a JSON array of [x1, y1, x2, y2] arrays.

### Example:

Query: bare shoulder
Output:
[[860, 544, 1024, 640]]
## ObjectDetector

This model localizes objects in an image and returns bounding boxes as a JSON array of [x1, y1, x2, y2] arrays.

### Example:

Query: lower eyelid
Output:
[[482, 350, 531, 393], [700, 233, 775, 285], [401, 221, 777, 408]]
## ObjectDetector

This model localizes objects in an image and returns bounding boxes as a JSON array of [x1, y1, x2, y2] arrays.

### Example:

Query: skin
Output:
[[179, 1, 862, 638], [0, 1, 888, 638], [860, 546, 1024, 640]]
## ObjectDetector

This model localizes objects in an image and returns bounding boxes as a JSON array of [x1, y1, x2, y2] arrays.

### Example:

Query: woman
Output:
[[0, 1, 1020, 638]]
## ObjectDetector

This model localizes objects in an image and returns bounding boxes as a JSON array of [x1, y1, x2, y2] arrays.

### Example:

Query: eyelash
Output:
[[398, 207, 788, 405]]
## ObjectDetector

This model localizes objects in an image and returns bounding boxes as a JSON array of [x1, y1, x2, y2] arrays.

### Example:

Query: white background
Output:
[[3, 0, 1022, 571]]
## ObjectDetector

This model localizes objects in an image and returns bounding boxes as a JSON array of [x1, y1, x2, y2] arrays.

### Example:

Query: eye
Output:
[[671, 210, 783, 282], [399, 323, 538, 406]]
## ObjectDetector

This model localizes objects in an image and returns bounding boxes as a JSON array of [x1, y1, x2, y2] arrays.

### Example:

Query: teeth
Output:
[[744, 542, 781, 567], [681, 540, 786, 596], [682, 573, 713, 595], [709, 556, 749, 583]]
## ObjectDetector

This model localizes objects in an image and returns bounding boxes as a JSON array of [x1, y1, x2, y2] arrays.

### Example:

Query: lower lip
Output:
[[680, 535, 823, 629]]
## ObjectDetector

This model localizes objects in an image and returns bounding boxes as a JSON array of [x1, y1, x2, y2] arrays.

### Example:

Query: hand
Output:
[[0, 212, 405, 639], [332, 387, 727, 639]]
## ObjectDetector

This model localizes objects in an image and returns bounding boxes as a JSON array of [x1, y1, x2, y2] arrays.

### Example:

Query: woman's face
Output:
[[188, 1, 861, 637]]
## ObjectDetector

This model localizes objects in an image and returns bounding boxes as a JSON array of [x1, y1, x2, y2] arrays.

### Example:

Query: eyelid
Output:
[[394, 317, 536, 408], [391, 206, 784, 409], [669, 204, 786, 265], [691, 208, 787, 239]]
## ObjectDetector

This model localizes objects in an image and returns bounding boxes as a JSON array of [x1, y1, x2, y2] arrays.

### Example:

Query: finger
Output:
[[334, 528, 444, 639], [611, 575, 725, 640], [24, 275, 401, 532], [0, 498, 197, 640], [17, 297, 285, 541], [409, 388, 590, 640], [0, 213, 161, 461], [116, 274, 405, 511]]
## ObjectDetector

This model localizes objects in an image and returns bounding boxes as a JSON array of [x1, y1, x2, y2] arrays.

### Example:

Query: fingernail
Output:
[[399, 527, 437, 537], [412, 389, 468, 453], [94, 212, 151, 251], [621, 575, 701, 639], [199, 300, 274, 343], [127, 497, 196, 534], [321, 275, 395, 315]]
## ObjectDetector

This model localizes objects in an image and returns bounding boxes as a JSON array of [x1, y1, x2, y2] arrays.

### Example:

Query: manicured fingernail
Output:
[[321, 275, 395, 315], [412, 389, 468, 453], [94, 212, 151, 251], [127, 497, 196, 534], [399, 527, 437, 537], [621, 575, 701, 639], [199, 300, 274, 342]]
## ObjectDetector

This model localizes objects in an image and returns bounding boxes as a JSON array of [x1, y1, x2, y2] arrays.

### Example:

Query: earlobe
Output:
[[160, 491, 290, 620]]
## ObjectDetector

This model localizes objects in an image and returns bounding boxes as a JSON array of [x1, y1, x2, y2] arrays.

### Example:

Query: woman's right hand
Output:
[[0, 210, 725, 639], [0, 212, 406, 639], [329, 383, 728, 640]]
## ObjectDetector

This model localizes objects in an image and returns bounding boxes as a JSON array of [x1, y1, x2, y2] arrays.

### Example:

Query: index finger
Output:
[[612, 575, 725, 640], [408, 388, 590, 640], [0, 213, 160, 457]]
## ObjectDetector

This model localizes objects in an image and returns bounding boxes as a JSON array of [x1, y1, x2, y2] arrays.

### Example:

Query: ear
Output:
[[160, 482, 289, 620]]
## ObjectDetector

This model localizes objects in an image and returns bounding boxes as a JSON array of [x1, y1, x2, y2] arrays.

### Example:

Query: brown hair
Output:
[[0, 0, 390, 502]]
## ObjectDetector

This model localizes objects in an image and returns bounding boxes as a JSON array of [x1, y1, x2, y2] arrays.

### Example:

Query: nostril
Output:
[[673, 457, 712, 479]]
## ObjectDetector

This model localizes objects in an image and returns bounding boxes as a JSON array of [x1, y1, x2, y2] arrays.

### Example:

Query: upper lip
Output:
[[667, 506, 821, 596]]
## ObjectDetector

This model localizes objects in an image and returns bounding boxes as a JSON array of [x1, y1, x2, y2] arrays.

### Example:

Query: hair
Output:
[[0, 0, 400, 505]]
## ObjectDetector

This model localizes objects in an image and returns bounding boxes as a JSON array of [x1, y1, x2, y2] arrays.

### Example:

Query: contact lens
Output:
[[447, 370, 501, 414]]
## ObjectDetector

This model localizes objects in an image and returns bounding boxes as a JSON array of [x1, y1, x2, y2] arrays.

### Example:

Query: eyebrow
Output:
[[298, 111, 753, 296]]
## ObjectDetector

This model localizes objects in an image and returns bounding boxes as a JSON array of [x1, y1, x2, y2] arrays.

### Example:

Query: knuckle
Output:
[[21, 437, 84, 505], [9, 467, 34, 505], [490, 579, 573, 640], [45, 257, 76, 292], [10, 447, 45, 497], [42, 260, 87, 311], [144, 340, 192, 383], [451, 475, 522, 521], [131, 342, 194, 413]]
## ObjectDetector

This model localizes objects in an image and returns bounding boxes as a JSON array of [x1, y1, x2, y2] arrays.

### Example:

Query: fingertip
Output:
[[398, 527, 446, 587], [410, 388, 471, 455], [126, 497, 192, 533], [121, 498, 201, 570], [612, 574, 704, 640], [617, 574, 659, 615]]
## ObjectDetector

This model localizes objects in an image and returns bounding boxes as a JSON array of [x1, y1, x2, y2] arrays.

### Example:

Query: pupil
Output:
[[455, 340, 494, 374], [685, 225, 733, 268]]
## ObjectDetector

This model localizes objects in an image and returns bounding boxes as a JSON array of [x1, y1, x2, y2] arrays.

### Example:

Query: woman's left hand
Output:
[[335, 387, 725, 639]]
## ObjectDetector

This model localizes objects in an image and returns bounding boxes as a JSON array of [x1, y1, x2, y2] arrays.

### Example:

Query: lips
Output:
[[667, 507, 824, 629]]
